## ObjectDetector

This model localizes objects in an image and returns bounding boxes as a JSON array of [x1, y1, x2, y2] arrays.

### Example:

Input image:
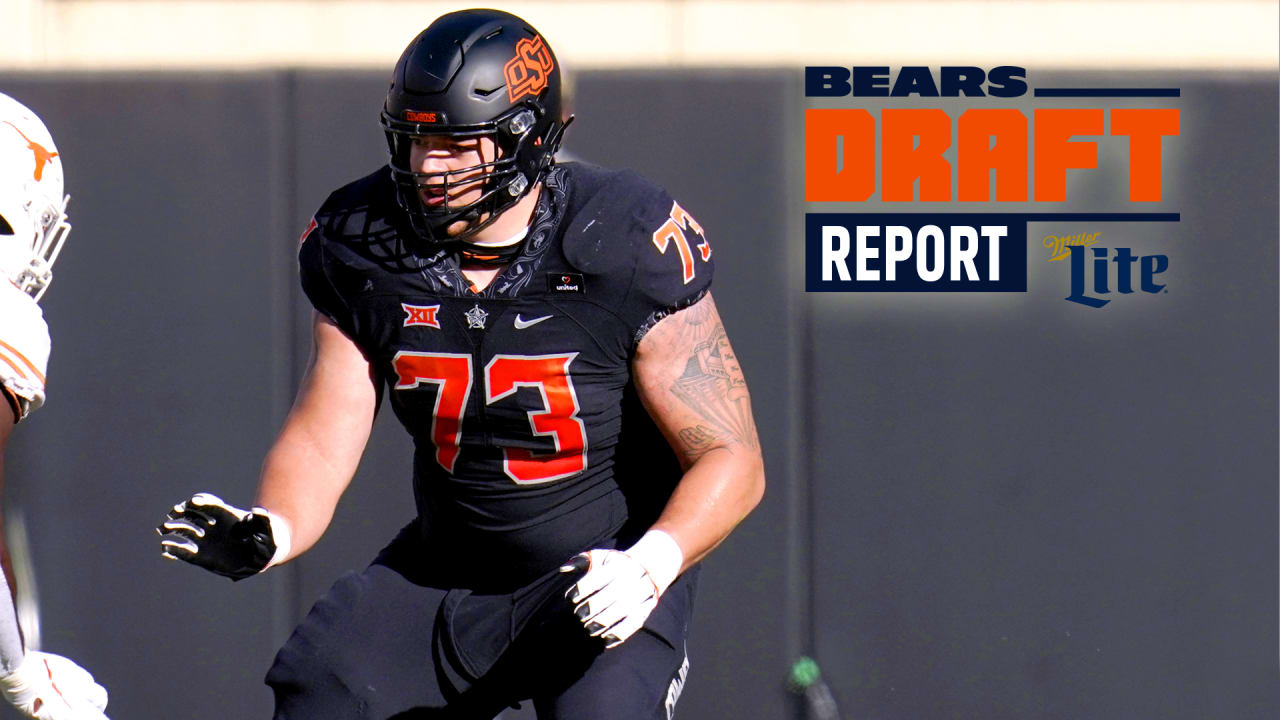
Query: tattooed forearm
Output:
[[668, 311, 759, 450], [677, 424, 719, 452]]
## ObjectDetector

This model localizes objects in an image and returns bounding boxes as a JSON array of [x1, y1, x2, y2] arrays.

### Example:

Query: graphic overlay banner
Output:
[[803, 66, 1183, 307]]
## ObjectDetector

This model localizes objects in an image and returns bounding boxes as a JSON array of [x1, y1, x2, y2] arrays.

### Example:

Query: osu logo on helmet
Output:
[[504, 36, 555, 103]]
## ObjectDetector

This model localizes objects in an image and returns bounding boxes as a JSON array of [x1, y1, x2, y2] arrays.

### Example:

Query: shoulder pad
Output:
[[560, 165, 668, 276], [631, 191, 713, 320], [319, 166, 396, 217], [557, 164, 713, 335], [297, 219, 349, 332], [0, 283, 49, 418], [297, 166, 395, 336]]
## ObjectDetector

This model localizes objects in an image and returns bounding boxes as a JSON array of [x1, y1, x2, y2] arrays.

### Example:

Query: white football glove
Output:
[[0, 651, 109, 720], [561, 530, 684, 649]]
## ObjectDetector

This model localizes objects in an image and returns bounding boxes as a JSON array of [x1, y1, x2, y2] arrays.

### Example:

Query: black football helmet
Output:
[[381, 9, 570, 246]]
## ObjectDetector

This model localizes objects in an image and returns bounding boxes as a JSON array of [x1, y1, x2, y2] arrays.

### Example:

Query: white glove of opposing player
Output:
[[0, 651, 109, 720], [561, 530, 684, 649]]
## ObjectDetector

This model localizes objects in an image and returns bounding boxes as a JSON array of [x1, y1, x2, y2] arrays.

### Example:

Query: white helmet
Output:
[[0, 92, 69, 301]]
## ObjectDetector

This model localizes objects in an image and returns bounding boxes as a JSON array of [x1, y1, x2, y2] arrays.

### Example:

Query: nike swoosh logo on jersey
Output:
[[513, 314, 553, 329]]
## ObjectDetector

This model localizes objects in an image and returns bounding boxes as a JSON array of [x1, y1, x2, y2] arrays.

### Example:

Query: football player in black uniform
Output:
[[158, 9, 764, 719]]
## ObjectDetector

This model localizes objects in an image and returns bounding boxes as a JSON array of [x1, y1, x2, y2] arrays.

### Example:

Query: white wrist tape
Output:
[[624, 530, 684, 597], [254, 508, 293, 569]]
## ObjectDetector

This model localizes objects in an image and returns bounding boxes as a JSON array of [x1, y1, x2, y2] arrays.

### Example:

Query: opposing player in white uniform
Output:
[[0, 92, 109, 720]]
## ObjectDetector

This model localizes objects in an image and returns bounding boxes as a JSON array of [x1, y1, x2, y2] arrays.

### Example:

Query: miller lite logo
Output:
[[504, 35, 555, 103], [1061, 244, 1168, 308], [402, 303, 440, 328]]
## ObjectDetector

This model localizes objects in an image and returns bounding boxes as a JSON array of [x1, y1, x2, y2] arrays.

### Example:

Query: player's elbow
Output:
[[738, 452, 766, 519]]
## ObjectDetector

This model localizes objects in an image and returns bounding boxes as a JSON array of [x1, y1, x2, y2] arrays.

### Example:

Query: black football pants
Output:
[[265, 557, 696, 720]]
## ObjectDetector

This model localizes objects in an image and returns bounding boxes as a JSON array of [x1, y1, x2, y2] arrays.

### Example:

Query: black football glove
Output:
[[157, 493, 277, 581]]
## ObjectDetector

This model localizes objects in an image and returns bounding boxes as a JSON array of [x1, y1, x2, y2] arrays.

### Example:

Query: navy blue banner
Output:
[[805, 213, 1028, 292], [1033, 87, 1180, 97]]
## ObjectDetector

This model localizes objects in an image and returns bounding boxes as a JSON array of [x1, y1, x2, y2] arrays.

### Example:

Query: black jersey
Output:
[[298, 163, 713, 590]]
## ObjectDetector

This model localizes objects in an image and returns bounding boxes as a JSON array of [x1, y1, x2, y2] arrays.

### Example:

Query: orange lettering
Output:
[[957, 109, 1027, 201], [882, 109, 951, 201], [804, 107, 1173, 204], [1110, 108, 1180, 202], [804, 108, 875, 202], [1034, 109, 1103, 202]]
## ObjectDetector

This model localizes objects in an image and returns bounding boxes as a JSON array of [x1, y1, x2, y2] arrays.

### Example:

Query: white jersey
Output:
[[0, 281, 49, 420]]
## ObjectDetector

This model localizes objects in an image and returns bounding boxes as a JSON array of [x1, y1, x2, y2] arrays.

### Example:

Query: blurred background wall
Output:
[[0, 2, 1276, 719]]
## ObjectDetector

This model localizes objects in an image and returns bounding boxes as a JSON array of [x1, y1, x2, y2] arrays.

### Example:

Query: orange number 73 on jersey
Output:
[[651, 201, 711, 285], [392, 351, 587, 485]]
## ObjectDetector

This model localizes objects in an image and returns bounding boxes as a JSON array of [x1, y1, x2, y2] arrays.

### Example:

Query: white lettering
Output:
[[981, 225, 1006, 280], [855, 225, 880, 281], [950, 225, 979, 280], [916, 225, 945, 282], [884, 226, 912, 281], [821, 226, 851, 281], [664, 652, 690, 719]]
